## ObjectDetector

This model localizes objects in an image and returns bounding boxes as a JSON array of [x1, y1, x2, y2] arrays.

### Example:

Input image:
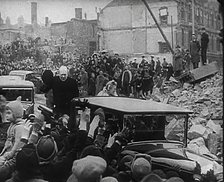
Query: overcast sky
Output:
[[0, 0, 111, 25]]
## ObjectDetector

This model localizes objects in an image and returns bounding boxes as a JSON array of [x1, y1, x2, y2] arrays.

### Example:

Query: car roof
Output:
[[0, 76, 34, 87], [75, 96, 193, 114], [0, 75, 22, 80], [9, 70, 34, 75]]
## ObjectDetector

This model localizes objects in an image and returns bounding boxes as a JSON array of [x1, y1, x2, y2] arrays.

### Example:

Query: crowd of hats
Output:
[[14, 124, 188, 182], [115, 153, 185, 182]]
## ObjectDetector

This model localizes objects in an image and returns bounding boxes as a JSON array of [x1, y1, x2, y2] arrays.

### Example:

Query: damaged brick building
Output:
[[50, 8, 98, 57]]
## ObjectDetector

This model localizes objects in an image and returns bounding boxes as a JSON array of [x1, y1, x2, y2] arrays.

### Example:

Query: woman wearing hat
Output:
[[97, 80, 118, 97]]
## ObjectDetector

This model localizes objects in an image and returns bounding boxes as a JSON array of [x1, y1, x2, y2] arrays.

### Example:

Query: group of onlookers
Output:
[[0, 30, 210, 102], [173, 27, 210, 77], [0, 93, 188, 182], [0, 26, 215, 182]]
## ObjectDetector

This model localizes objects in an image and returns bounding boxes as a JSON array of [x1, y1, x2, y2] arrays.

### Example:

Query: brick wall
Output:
[[67, 19, 97, 56], [50, 22, 67, 44], [0, 30, 19, 45], [50, 19, 97, 56]]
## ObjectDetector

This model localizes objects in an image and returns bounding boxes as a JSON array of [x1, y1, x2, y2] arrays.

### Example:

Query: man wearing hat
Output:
[[67, 155, 107, 182], [6, 143, 47, 182], [112, 53, 122, 71], [139, 56, 146, 68], [200, 27, 209, 65], [124, 153, 152, 181], [150, 55, 155, 71]]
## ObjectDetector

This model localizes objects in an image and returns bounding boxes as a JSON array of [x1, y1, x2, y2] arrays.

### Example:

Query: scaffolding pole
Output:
[[141, 0, 174, 55], [192, 0, 195, 34]]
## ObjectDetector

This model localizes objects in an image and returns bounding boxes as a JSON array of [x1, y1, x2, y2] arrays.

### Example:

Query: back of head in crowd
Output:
[[131, 157, 152, 181], [166, 171, 180, 179], [42, 70, 54, 86], [36, 135, 58, 165], [140, 173, 164, 182], [152, 169, 167, 179], [67, 155, 107, 182], [80, 145, 105, 159], [118, 155, 134, 171], [15, 143, 40, 179]]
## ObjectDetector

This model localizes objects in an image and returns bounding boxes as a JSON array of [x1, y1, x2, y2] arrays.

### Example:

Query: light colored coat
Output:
[[0, 119, 25, 160]]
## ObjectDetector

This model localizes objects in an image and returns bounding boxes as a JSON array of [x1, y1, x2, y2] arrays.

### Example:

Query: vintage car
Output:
[[9, 70, 43, 93], [0, 76, 35, 119], [70, 96, 222, 182]]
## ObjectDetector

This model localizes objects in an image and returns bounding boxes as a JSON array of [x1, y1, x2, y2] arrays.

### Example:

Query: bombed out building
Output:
[[50, 8, 98, 56], [98, 0, 222, 63]]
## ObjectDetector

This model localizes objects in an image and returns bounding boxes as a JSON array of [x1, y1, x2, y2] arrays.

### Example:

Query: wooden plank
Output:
[[190, 62, 219, 82]]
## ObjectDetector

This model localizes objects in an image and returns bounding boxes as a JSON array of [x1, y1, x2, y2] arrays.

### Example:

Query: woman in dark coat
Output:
[[173, 46, 184, 77], [141, 64, 154, 97], [88, 72, 96, 96], [131, 70, 143, 98], [190, 34, 201, 69]]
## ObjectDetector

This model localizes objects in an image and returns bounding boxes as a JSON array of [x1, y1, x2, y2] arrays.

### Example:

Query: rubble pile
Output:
[[152, 73, 223, 160]]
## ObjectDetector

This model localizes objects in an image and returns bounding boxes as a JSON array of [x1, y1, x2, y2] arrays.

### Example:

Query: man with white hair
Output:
[[53, 66, 79, 116], [42, 66, 79, 117], [59, 66, 69, 82]]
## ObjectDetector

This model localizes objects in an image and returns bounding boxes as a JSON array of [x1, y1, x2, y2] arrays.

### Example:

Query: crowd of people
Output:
[[0, 29, 212, 182], [173, 27, 210, 76], [0, 39, 82, 75], [40, 52, 179, 114], [0, 94, 189, 182], [0, 33, 208, 102]]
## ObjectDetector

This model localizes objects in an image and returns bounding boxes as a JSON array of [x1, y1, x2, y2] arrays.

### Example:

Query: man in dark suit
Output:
[[190, 34, 201, 69], [42, 66, 79, 117], [200, 27, 209, 65]]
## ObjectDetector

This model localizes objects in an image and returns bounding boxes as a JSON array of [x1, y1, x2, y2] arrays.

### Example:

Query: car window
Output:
[[74, 105, 186, 143], [0, 88, 33, 102], [122, 114, 185, 143]]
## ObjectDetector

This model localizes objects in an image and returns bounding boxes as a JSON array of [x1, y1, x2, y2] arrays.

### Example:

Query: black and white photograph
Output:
[[0, 0, 223, 181]]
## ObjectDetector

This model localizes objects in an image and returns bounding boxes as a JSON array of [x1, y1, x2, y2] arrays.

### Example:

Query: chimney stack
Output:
[[31, 2, 37, 25], [45, 17, 49, 27], [75, 8, 82, 19]]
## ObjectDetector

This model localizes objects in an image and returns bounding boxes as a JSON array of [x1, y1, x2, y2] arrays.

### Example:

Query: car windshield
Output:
[[123, 114, 186, 143], [0, 88, 32, 102], [102, 113, 186, 144]]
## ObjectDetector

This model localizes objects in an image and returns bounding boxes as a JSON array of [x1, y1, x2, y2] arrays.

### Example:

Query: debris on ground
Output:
[[151, 72, 223, 161]]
